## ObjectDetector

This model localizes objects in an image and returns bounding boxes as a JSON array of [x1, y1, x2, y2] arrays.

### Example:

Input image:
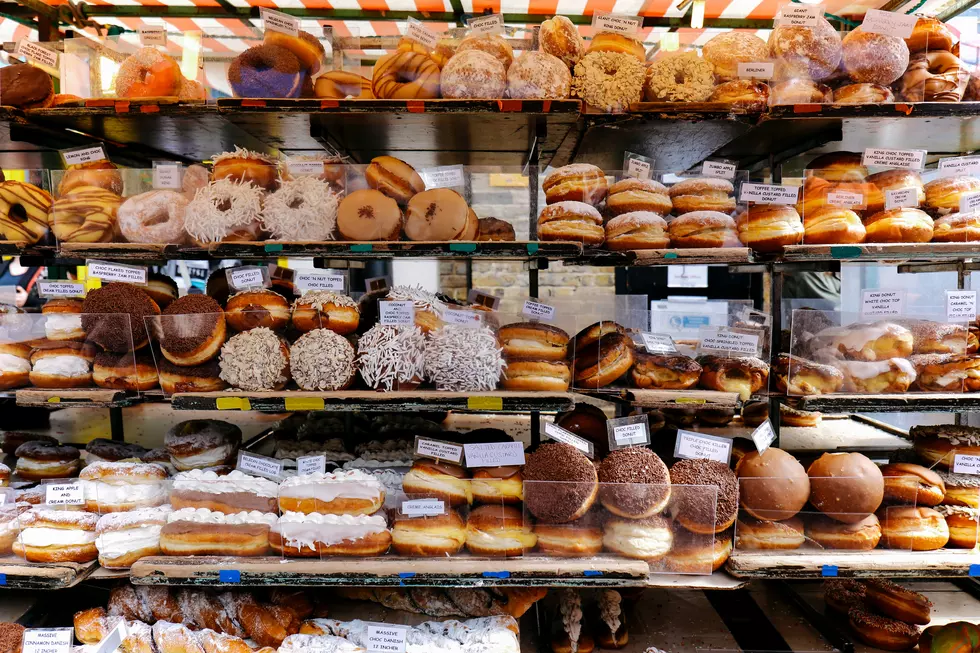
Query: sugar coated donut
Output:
[[768, 16, 842, 82], [539, 16, 585, 68], [508, 51, 571, 99], [114, 48, 181, 98], [441, 50, 506, 99], [842, 28, 909, 86], [118, 190, 188, 245], [456, 34, 514, 69], [229, 44, 304, 98], [49, 186, 121, 243], [372, 51, 440, 99], [0, 181, 52, 244]]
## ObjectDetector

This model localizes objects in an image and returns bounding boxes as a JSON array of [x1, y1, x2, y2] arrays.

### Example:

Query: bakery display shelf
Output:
[[765, 101, 980, 120], [789, 392, 980, 413], [628, 101, 764, 121], [584, 388, 740, 410], [624, 248, 754, 266], [168, 390, 576, 413], [727, 548, 980, 579], [645, 570, 749, 590], [775, 414, 911, 455], [14, 388, 144, 408], [216, 98, 583, 115], [128, 555, 649, 587], [782, 242, 980, 263], [28, 99, 208, 117], [0, 556, 98, 590]]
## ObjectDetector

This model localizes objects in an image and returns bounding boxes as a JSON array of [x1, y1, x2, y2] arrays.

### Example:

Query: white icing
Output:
[[20, 527, 96, 547], [278, 635, 364, 653], [0, 353, 29, 373], [273, 512, 387, 550], [279, 470, 382, 503], [167, 507, 278, 526], [83, 481, 167, 505], [171, 446, 234, 468], [17, 458, 75, 471], [32, 355, 89, 377], [95, 524, 162, 558], [172, 469, 279, 498], [838, 358, 915, 380], [44, 314, 83, 337]]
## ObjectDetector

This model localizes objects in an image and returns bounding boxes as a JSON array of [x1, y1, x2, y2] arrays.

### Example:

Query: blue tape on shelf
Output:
[[398, 572, 415, 578], [350, 244, 373, 252], [0, 574, 7, 586], [218, 570, 240, 583], [821, 565, 838, 577], [583, 570, 602, 577], [449, 243, 477, 253], [483, 571, 510, 579], [264, 243, 283, 253], [970, 564, 980, 577]]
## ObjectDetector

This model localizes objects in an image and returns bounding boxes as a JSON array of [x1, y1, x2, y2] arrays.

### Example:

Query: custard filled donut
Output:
[[402, 460, 472, 507], [934, 211, 980, 242], [170, 468, 279, 514], [160, 295, 226, 367], [537, 201, 604, 245], [880, 463, 945, 506], [796, 177, 872, 217], [0, 343, 30, 391], [14, 510, 98, 563], [391, 509, 466, 556], [842, 28, 909, 85], [372, 50, 440, 99], [834, 83, 894, 104], [864, 207, 934, 243], [15, 441, 81, 481], [81, 461, 168, 513], [697, 354, 769, 401], [365, 156, 425, 205], [533, 514, 603, 557], [336, 189, 403, 241], [598, 448, 670, 518], [58, 161, 123, 196], [539, 15, 585, 68], [808, 452, 884, 523], [291, 292, 359, 335], [630, 352, 701, 390], [911, 424, 980, 469], [803, 206, 866, 244], [808, 514, 882, 549], [906, 16, 955, 53], [604, 212, 670, 250], [118, 190, 189, 245], [937, 505, 980, 548], [464, 505, 536, 557], [229, 45, 304, 98], [669, 178, 736, 215], [736, 204, 804, 252], [768, 16, 842, 81], [707, 80, 770, 109], [736, 448, 810, 521], [878, 505, 949, 550], [668, 211, 740, 248], [848, 608, 921, 651], [271, 512, 390, 557], [925, 175, 980, 214], [50, 185, 121, 243], [524, 443, 598, 523], [838, 358, 917, 393], [812, 321, 913, 361], [0, 180, 53, 244], [28, 341, 95, 389], [472, 466, 524, 504], [770, 79, 833, 104], [225, 289, 290, 332], [911, 353, 980, 392], [939, 468, 980, 507], [440, 50, 506, 99], [573, 332, 634, 389], [498, 322, 569, 360], [606, 179, 672, 216], [865, 169, 924, 214], [95, 506, 172, 568], [897, 51, 969, 102], [602, 515, 672, 561], [669, 459, 739, 534], [543, 164, 608, 206], [735, 516, 805, 550], [773, 353, 844, 395]]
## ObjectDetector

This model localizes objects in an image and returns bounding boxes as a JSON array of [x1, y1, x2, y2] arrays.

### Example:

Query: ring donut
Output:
[[897, 51, 969, 102], [49, 186, 121, 243], [372, 51, 440, 99], [117, 190, 189, 244], [229, 44, 304, 99], [114, 47, 181, 98], [0, 181, 53, 244]]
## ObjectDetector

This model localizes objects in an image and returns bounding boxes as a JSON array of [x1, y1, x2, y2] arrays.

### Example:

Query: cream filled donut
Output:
[[159, 507, 277, 556], [14, 509, 99, 563], [170, 468, 279, 514], [270, 512, 391, 557], [602, 515, 673, 561], [15, 441, 81, 481], [29, 342, 95, 389], [42, 299, 85, 341], [278, 470, 384, 515], [164, 419, 242, 471], [0, 343, 30, 390], [95, 505, 172, 568], [80, 461, 169, 513]]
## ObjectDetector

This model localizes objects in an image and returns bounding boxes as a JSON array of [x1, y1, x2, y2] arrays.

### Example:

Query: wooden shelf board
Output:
[[782, 242, 980, 263], [15, 388, 141, 408], [0, 556, 97, 589], [629, 101, 764, 119], [794, 392, 980, 413], [628, 248, 754, 266], [645, 570, 748, 589], [585, 388, 740, 410], [727, 548, 980, 579]]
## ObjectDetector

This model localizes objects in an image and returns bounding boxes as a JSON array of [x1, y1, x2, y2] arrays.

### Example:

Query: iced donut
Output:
[[118, 190, 188, 244]]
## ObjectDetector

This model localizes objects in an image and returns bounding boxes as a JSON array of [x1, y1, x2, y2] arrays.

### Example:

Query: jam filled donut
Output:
[[0, 180, 53, 244], [229, 45, 304, 98], [115, 48, 182, 98], [0, 64, 55, 109], [372, 50, 440, 99]]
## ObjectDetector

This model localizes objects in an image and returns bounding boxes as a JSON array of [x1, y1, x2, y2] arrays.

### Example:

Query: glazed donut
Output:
[[313, 71, 373, 99], [833, 83, 894, 104], [848, 608, 921, 651], [896, 51, 969, 102], [118, 190, 188, 244], [0, 180, 53, 244], [49, 186, 121, 243], [806, 514, 882, 549], [115, 47, 181, 97], [372, 51, 440, 99], [864, 579, 933, 625], [906, 16, 955, 53], [58, 161, 123, 196], [229, 45, 304, 98], [841, 28, 909, 86]]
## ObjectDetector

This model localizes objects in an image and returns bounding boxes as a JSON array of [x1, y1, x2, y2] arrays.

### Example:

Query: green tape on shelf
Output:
[[350, 244, 373, 252], [264, 243, 283, 253], [664, 252, 678, 259], [450, 243, 477, 252], [527, 243, 539, 254], [830, 246, 862, 259]]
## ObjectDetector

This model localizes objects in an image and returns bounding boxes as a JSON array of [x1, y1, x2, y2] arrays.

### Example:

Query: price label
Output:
[[366, 624, 409, 653], [698, 328, 760, 356], [624, 152, 653, 180], [641, 333, 677, 354], [522, 299, 556, 321], [288, 160, 325, 176], [87, 260, 148, 285], [468, 13, 505, 35], [22, 629, 73, 653], [607, 415, 650, 450], [463, 442, 526, 467], [139, 26, 167, 46], [61, 145, 107, 166], [775, 4, 821, 26], [442, 307, 482, 327], [674, 430, 732, 464], [415, 437, 464, 463], [737, 62, 774, 79], [421, 165, 465, 189], [961, 193, 980, 213], [542, 421, 594, 458], [16, 40, 58, 69], [938, 155, 980, 177], [702, 160, 737, 179], [862, 148, 927, 170], [260, 7, 299, 37], [45, 483, 83, 506], [37, 282, 86, 298], [237, 452, 284, 480], [227, 266, 268, 291], [295, 271, 345, 292], [860, 9, 917, 38], [380, 301, 415, 326], [739, 183, 799, 205], [401, 499, 445, 517], [405, 18, 438, 49], [592, 11, 641, 36], [861, 289, 906, 318], [946, 290, 977, 322], [827, 191, 864, 208], [94, 622, 127, 653], [953, 454, 980, 475], [885, 187, 920, 210], [752, 420, 775, 454], [468, 289, 501, 311], [296, 454, 326, 476], [668, 265, 709, 288], [153, 163, 181, 190]]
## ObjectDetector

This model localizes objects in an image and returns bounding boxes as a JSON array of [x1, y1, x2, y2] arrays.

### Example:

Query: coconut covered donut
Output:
[[261, 176, 340, 241], [507, 51, 571, 99], [118, 190, 189, 244], [183, 178, 263, 245], [440, 50, 506, 99], [644, 52, 715, 102], [572, 51, 644, 112]]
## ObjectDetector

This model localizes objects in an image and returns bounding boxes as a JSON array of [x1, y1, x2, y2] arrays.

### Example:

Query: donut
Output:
[[588, 33, 645, 61], [708, 80, 770, 109], [572, 51, 644, 112], [539, 16, 585, 68], [842, 28, 909, 86], [770, 79, 833, 104], [117, 190, 188, 245], [644, 52, 714, 102], [212, 147, 279, 192], [440, 50, 506, 99], [264, 30, 325, 74], [507, 51, 571, 99], [161, 294, 226, 366], [702, 32, 769, 81], [372, 51, 440, 99], [906, 16, 955, 53], [49, 186, 121, 243], [0, 64, 54, 109], [896, 51, 969, 102], [177, 77, 206, 101], [183, 178, 263, 245], [833, 83, 894, 104], [0, 180, 52, 244], [313, 71, 373, 99], [405, 188, 470, 240], [768, 16, 842, 81], [229, 44, 304, 98], [455, 34, 513, 69], [114, 48, 181, 98], [58, 161, 123, 196], [336, 189, 402, 241]]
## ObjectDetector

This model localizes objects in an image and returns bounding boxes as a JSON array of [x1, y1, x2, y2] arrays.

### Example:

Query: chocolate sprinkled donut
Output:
[[598, 448, 670, 518], [669, 458, 738, 533], [81, 283, 160, 353], [523, 443, 598, 523], [161, 295, 223, 355]]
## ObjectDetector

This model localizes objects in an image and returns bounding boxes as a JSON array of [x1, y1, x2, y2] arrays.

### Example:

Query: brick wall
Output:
[[439, 260, 617, 303]]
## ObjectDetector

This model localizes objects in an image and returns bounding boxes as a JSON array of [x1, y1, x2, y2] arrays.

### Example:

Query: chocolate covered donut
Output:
[[228, 44, 304, 98]]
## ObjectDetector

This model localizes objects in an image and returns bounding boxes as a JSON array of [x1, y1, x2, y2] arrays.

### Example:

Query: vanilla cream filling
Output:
[[95, 525, 161, 558], [20, 527, 95, 547], [0, 354, 29, 374], [32, 356, 89, 377], [45, 314, 83, 335]]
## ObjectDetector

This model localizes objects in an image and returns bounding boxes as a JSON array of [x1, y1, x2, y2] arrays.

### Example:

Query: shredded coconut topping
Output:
[[184, 178, 263, 244], [219, 327, 289, 391], [357, 324, 426, 391], [261, 176, 341, 241], [290, 329, 355, 391], [386, 285, 446, 314], [212, 146, 278, 167], [599, 590, 622, 637], [559, 589, 583, 653], [294, 291, 358, 311], [424, 325, 504, 391]]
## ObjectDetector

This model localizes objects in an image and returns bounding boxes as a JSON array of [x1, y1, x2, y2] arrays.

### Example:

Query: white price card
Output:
[[946, 290, 977, 322], [288, 160, 326, 176], [468, 13, 505, 35], [61, 145, 107, 166], [463, 442, 526, 467], [861, 289, 906, 318], [37, 281, 86, 298], [296, 454, 326, 476], [237, 451, 284, 480], [45, 483, 83, 506], [674, 430, 732, 464], [607, 415, 650, 449], [422, 165, 465, 189], [938, 155, 980, 177], [624, 156, 652, 180], [698, 328, 760, 356], [775, 4, 822, 26], [401, 499, 445, 517], [827, 191, 864, 208], [366, 624, 409, 653], [862, 148, 926, 170], [380, 301, 415, 326], [591, 10, 641, 36], [702, 160, 737, 179], [415, 437, 464, 463], [94, 622, 127, 653], [641, 333, 677, 354], [260, 7, 299, 37], [139, 25, 167, 46], [737, 62, 774, 79], [295, 271, 346, 292], [152, 163, 181, 190], [87, 260, 148, 285], [22, 629, 73, 653], [543, 421, 594, 458], [227, 266, 268, 290], [442, 307, 482, 327], [752, 420, 775, 454], [953, 454, 980, 475], [860, 9, 917, 38], [405, 18, 438, 49], [16, 40, 58, 69], [522, 299, 556, 321], [739, 183, 799, 205], [668, 265, 709, 288], [961, 193, 980, 213], [885, 187, 920, 210]]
